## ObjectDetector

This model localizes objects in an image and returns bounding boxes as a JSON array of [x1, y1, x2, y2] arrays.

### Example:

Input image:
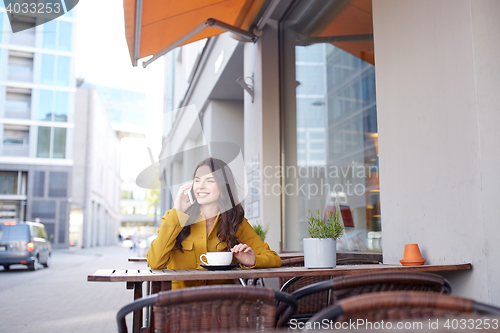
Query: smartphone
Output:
[[187, 187, 196, 204]]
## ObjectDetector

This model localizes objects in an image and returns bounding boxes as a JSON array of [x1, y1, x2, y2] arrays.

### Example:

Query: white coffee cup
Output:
[[200, 252, 233, 266]]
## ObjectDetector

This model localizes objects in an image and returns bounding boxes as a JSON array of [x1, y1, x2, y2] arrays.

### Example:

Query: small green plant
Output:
[[307, 209, 344, 239], [252, 220, 270, 241]]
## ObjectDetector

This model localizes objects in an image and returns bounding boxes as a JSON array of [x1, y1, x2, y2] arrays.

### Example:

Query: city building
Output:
[[124, 0, 500, 304], [89, 84, 151, 239], [93, 85, 146, 139], [0, 6, 77, 248], [89, 85, 154, 240], [71, 81, 121, 248]]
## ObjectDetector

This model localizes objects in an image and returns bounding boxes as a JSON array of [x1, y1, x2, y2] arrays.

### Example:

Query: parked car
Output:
[[0, 221, 52, 271]]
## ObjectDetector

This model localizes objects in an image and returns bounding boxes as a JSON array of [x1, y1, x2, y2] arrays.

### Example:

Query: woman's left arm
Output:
[[233, 219, 281, 269]]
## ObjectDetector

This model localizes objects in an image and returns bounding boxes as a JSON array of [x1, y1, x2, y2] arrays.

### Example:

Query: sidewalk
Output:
[[0, 245, 146, 333]]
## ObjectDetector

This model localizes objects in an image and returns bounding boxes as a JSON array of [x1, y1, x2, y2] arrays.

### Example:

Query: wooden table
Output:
[[127, 251, 382, 262], [89, 263, 471, 333]]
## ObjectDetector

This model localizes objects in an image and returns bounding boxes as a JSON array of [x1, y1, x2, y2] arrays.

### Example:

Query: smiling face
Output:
[[193, 165, 221, 207]]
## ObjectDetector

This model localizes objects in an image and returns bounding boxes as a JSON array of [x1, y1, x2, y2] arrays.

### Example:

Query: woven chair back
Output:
[[328, 291, 485, 323], [280, 257, 331, 315], [279, 257, 382, 315], [332, 272, 446, 301], [153, 286, 277, 332]]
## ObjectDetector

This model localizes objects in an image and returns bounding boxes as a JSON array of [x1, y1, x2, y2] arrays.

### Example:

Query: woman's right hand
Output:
[[173, 183, 194, 212]]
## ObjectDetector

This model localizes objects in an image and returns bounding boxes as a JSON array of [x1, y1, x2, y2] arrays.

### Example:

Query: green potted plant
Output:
[[303, 207, 344, 268], [252, 220, 269, 241]]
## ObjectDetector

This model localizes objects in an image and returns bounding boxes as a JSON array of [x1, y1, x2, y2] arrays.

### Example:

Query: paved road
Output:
[[0, 245, 145, 333]]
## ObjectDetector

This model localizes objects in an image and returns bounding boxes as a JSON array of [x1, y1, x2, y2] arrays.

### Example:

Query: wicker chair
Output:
[[305, 291, 500, 331], [277, 272, 451, 326], [278, 257, 382, 322], [116, 285, 297, 333]]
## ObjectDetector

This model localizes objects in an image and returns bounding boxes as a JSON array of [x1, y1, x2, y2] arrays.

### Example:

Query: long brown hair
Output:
[[175, 157, 245, 252]]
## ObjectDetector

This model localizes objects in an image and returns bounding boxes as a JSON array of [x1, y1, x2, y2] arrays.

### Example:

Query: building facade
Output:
[[0, 6, 76, 248], [152, 0, 500, 304], [72, 82, 121, 248]]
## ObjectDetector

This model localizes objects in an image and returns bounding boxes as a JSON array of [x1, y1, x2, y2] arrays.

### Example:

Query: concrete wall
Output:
[[73, 89, 90, 209], [203, 100, 244, 152], [244, 20, 282, 253], [373, 0, 500, 303]]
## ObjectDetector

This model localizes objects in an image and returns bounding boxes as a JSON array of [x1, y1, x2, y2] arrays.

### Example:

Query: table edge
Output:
[[88, 263, 472, 282]]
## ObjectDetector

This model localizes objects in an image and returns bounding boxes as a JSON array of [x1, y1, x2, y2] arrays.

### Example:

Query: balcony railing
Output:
[[4, 107, 31, 120], [7, 70, 33, 82], [9, 33, 36, 47], [2, 145, 30, 157]]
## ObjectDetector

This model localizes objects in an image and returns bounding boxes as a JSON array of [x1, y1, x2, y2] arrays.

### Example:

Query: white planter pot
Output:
[[303, 238, 336, 268]]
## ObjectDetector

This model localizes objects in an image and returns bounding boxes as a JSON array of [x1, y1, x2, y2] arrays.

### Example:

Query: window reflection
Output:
[[42, 20, 57, 49], [281, 0, 381, 252], [40, 55, 70, 86], [42, 20, 73, 51], [38, 90, 69, 122], [58, 21, 72, 51], [37, 127, 51, 158], [56, 56, 71, 86], [36, 126, 67, 159], [53, 128, 66, 158]]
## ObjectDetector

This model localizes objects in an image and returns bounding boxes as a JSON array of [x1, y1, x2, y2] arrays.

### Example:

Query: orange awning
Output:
[[124, 0, 267, 67], [317, 0, 374, 65]]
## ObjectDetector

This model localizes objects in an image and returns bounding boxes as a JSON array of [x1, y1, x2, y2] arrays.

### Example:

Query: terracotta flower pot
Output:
[[400, 243, 426, 266]]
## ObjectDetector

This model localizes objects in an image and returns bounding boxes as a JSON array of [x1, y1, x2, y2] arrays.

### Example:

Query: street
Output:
[[0, 246, 142, 333]]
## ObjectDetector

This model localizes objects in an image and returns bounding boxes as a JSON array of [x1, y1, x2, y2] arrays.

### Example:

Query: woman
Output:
[[147, 157, 281, 289]]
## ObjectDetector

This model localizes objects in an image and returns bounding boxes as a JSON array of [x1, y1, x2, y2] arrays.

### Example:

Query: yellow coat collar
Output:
[[198, 211, 221, 238]]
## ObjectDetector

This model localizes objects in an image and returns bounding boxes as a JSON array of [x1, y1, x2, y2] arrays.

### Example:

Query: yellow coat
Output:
[[147, 208, 281, 289]]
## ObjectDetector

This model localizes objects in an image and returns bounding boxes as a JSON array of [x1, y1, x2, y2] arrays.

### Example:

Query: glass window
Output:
[[33, 171, 45, 197], [8, 53, 34, 82], [41, 54, 55, 85], [56, 56, 70, 86], [310, 142, 324, 150], [40, 227, 48, 239], [0, 13, 3, 43], [3, 125, 29, 146], [54, 91, 69, 122], [37, 126, 51, 158], [43, 223, 55, 239], [5, 90, 31, 112], [59, 202, 66, 242], [58, 21, 72, 51], [38, 90, 68, 122], [40, 55, 71, 87], [281, 0, 380, 252], [36, 126, 67, 159], [3, 138, 23, 145], [32, 201, 56, 219], [38, 90, 54, 121], [0, 172, 18, 195], [0, 224, 29, 242], [42, 20, 57, 49], [49, 172, 67, 197], [53, 127, 66, 158]]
